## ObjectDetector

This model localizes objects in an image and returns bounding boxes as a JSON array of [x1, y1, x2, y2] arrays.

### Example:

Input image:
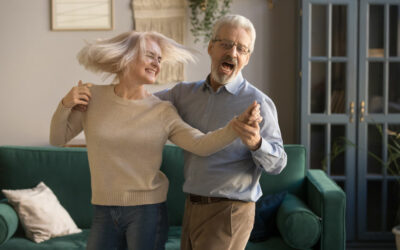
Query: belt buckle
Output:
[[189, 194, 200, 204]]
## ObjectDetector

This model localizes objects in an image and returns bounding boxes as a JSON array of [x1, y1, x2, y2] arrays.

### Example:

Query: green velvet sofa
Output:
[[0, 144, 345, 250]]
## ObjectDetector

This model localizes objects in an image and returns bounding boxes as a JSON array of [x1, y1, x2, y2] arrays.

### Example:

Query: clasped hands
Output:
[[235, 101, 263, 151], [63, 81, 263, 151]]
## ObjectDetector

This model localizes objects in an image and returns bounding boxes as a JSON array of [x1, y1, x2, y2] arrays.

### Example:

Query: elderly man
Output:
[[156, 14, 287, 250]]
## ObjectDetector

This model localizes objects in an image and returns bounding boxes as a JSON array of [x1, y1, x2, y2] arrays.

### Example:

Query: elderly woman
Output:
[[50, 31, 261, 250]]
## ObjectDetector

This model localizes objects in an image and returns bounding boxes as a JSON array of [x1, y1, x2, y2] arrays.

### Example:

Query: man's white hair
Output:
[[211, 14, 256, 52]]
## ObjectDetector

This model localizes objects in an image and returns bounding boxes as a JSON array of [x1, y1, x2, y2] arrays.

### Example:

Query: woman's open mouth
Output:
[[145, 68, 157, 75]]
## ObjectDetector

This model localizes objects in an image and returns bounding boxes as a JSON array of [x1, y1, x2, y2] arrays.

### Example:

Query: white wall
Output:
[[0, 0, 297, 146]]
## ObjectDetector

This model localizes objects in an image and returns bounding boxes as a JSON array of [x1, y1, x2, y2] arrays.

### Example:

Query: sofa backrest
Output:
[[0, 146, 92, 229], [160, 145, 186, 226], [0, 144, 306, 228], [259, 145, 307, 197], [161, 144, 307, 226]]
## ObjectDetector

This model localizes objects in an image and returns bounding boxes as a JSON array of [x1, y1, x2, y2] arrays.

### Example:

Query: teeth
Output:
[[222, 62, 234, 69], [222, 63, 233, 70], [220, 65, 232, 74]]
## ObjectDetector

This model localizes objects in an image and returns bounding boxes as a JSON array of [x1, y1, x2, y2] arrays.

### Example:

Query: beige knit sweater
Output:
[[50, 84, 237, 206]]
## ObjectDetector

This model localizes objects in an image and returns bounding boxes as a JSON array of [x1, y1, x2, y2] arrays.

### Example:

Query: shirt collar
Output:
[[203, 72, 245, 95]]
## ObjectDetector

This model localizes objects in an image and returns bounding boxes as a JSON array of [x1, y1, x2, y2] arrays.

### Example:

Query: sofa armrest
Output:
[[276, 193, 321, 249], [0, 200, 18, 246], [306, 170, 346, 250]]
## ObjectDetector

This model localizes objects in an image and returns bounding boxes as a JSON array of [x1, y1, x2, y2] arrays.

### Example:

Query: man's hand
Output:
[[237, 101, 262, 124], [233, 101, 262, 151], [61, 80, 93, 112]]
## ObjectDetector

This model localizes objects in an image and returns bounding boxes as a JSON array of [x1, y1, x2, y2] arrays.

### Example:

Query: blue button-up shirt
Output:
[[155, 72, 287, 202]]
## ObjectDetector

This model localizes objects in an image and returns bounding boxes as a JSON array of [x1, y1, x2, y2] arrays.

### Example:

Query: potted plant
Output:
[[187, 0, 233, 44]]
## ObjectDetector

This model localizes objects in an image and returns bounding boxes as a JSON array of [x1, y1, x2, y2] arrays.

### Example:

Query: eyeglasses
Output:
[[212, 39, 251, 55]]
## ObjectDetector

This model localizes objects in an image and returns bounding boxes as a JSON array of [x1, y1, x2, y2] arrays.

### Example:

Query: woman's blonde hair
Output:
[[77, 31, 196, 78]]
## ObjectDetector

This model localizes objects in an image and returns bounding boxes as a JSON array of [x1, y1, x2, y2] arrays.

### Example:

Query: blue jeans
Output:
[[86, 202, 168, 250]]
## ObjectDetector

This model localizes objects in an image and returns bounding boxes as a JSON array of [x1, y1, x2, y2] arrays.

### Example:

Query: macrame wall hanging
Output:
[[132, 0, 186, 84]]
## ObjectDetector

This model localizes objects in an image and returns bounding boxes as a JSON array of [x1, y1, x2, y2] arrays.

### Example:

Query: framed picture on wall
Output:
[[51, 0, 114, 31]]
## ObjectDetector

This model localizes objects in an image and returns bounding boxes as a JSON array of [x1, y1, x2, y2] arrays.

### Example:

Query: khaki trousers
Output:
[[180, 197, 255, 250]]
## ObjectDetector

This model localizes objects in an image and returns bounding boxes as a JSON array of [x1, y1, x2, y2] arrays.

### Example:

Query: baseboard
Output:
[[347, 241, 396, 250]]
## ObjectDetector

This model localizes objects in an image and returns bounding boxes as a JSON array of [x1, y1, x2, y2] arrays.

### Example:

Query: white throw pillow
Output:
[[2, 182, 82, 243]]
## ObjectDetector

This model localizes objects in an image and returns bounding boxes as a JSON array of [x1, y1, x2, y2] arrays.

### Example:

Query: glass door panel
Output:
[[367, 124, 384, 175], [388, 123, 400, 176], [331, 125, 346, 176], [369, 5, 385, 57], [367, 180, 383, 231], [331, 63, 346, 114], [389, 63, 400, 113], [312, 5, 328, 57], [332, 5, 347, 57], [336, 180, 346, 192], [310, 124, 326, 170], [387, 181, 399, 230], [368, 62, 384, 113], [311, 62, 327, 113], [389, 5, 400, 57]]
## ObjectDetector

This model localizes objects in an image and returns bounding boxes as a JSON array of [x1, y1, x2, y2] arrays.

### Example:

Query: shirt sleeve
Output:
[[154, 84, 177, 103], [251, 97, 287, 174], [49, 101, 84, 146], [162, 103, 237, 157]]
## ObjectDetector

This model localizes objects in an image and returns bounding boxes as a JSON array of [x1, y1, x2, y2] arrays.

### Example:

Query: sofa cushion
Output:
[[165, 226, 181, 250], [277, 194, 321, 249], [249, 191, 287, 242], [0, 229, 89, 250], [2, 182, 81, 243], [0, 201, 18, 246]]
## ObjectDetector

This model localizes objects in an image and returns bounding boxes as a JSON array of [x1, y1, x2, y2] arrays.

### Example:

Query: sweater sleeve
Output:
[[49, 101, 84, 146], [163, 103, 237, 156]]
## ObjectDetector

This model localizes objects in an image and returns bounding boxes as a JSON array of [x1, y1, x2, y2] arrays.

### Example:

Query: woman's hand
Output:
[[237, 101, 262, 124], [233, 101, 263, 151], [62, 80, 92, 110]]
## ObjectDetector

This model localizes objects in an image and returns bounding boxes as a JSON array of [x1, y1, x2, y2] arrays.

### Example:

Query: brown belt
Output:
[[189, 194, 233, 204]]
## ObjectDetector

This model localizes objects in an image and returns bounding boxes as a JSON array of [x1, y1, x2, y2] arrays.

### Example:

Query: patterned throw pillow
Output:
[[2, 182, 81, 243]]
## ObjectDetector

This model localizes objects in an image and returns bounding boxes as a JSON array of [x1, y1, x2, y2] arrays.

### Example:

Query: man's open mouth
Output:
[[221, 62, 235, 73]]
